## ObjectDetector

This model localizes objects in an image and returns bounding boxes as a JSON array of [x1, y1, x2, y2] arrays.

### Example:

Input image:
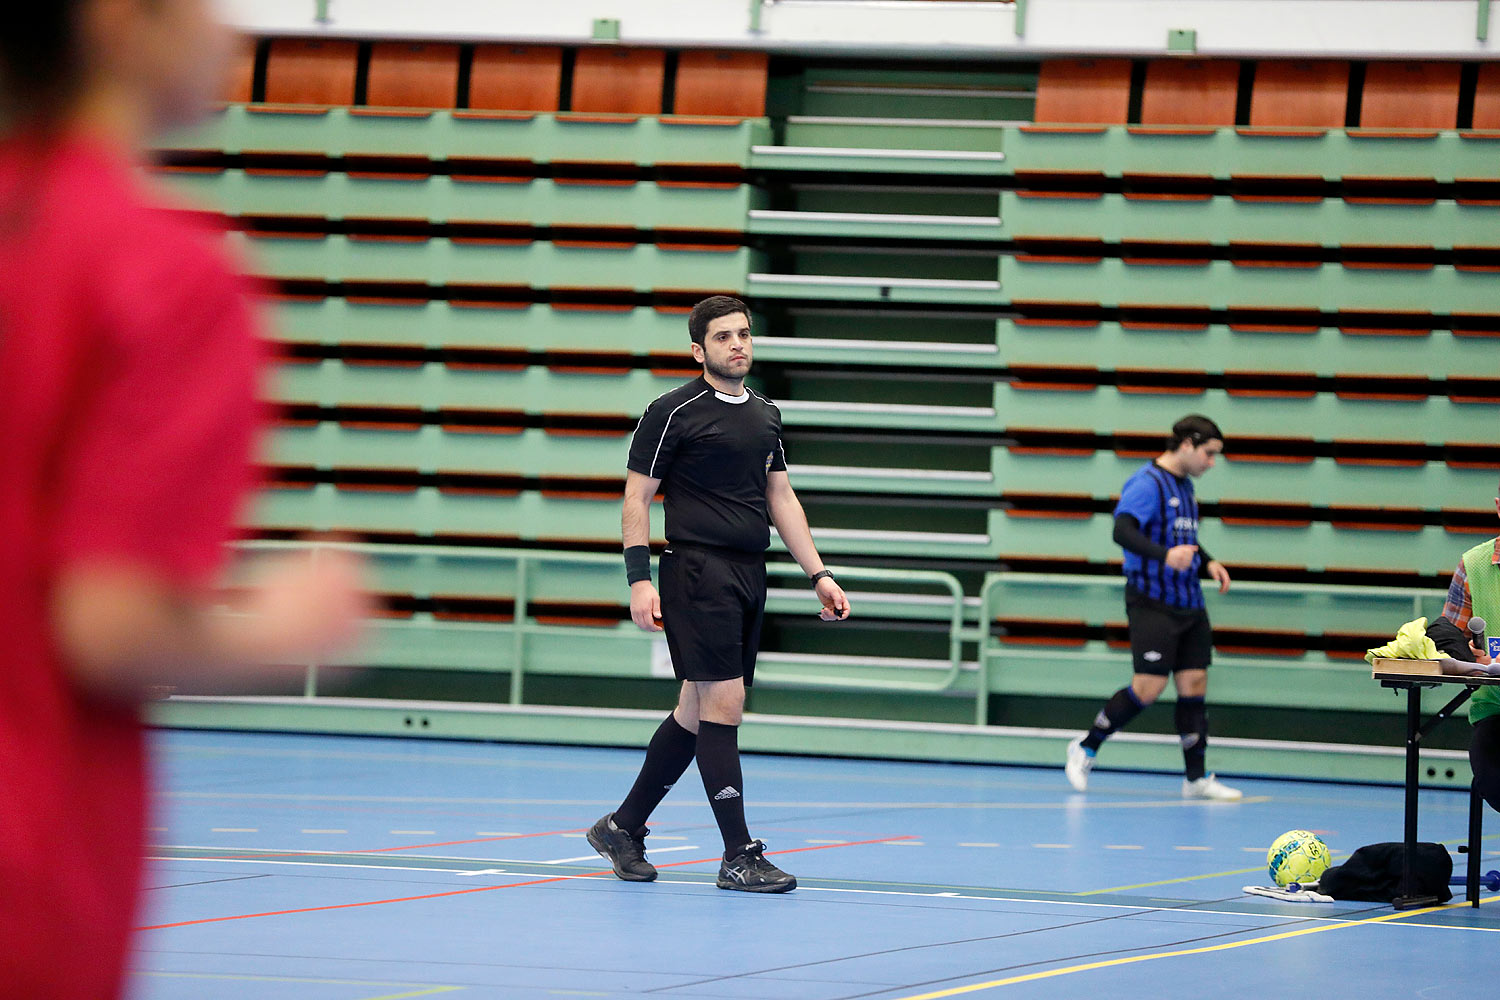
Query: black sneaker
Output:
[[717, 840, 796, 893], [586, 813, 657, 882]]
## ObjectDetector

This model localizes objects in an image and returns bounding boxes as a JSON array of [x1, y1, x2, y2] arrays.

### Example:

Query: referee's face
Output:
[[695, 313, 753, 382]]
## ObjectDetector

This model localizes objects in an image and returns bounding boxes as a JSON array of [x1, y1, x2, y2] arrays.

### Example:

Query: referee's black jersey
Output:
[[627, 376, 787, 553]]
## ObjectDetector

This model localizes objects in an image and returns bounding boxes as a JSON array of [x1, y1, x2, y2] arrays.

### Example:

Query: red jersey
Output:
[[0, 136, 260, 999]]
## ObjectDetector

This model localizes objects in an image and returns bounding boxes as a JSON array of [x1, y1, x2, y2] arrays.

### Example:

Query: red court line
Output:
[[138, 834, 916, 930], [166, 827, 589, 863]]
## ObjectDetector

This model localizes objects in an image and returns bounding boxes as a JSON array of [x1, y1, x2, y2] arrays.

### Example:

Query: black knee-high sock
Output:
[[696, 720, 751, 853], [1175, 695, 1208, 781], [1081, 686, 1146, 752], [614, 713, 697, 833]]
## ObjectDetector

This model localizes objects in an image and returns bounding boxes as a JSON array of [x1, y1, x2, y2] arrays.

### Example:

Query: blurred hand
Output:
[[630, 580, 663, 632], [241, 547, 370, 662], [815, 577, 850, 621], [1165, 544, 1198, 572], [1206, 559, 1231, 594]]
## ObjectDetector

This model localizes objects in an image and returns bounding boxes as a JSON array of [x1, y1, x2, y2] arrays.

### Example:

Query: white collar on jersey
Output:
[[713, 387, 750, 404]]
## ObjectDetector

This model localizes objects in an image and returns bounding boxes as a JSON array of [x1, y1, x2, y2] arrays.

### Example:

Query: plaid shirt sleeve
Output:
[[1441, 558, 1472, 629]]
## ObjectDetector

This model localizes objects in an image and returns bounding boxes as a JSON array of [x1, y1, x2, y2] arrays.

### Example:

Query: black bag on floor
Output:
[[1318, 842, 1452, 902]]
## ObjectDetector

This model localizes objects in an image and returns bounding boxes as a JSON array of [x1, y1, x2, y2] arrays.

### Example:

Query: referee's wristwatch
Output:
[[809, 569, 834, 589]]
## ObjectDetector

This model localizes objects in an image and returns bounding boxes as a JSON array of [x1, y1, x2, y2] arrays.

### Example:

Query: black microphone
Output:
[[1470, 616, 1488, 643]]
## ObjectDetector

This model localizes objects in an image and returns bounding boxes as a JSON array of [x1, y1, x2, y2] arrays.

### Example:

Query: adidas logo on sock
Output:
[[712, 786, 741, 801]]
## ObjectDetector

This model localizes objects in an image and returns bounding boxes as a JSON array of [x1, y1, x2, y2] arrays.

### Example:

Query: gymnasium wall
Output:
[[148, 11, 1499, 777]]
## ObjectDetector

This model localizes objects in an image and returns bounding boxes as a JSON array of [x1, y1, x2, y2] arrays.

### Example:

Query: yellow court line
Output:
[[890, 899, 1482, 1000], [1076, 863, 1266, 895]]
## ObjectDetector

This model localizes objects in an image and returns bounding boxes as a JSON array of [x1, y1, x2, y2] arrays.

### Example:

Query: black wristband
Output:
[[809, 569, 834, 589], [624, 545, 652, 585]]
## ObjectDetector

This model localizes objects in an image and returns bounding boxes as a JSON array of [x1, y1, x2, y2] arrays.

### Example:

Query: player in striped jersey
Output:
[[1065, 415, 1241, 800]]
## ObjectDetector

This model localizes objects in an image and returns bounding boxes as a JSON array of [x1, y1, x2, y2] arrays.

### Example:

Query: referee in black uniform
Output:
[[588, 295, 850, 893]]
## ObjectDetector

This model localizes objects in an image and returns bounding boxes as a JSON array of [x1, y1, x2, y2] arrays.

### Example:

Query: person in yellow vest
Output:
[[1438, 478, 1500, 812]]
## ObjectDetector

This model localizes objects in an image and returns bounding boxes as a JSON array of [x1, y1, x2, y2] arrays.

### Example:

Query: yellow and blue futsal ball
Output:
[[1267, 829, 1332, 887]]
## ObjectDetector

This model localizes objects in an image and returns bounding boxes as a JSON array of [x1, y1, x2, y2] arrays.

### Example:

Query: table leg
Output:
[[1394, 684, 1439, 909], [1469, 778, 1483, 907]]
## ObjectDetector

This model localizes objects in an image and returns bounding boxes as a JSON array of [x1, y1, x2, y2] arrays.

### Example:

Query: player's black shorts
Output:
[[1125, 585, 1213, 676], [659, 542, 767, 686]]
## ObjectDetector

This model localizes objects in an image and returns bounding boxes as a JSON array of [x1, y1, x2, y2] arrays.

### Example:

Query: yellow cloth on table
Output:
[[1364, 617, 1441, 665]]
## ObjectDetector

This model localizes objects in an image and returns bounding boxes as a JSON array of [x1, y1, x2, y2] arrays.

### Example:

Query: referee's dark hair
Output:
[[0, 0, 86, 125], [1167, 414, 1224, 451], [687, 295, 751, 347]]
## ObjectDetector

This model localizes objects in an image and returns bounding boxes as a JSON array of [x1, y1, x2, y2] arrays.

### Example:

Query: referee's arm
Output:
[[767, 471, 850, 620], [623, 470, 664, 630]]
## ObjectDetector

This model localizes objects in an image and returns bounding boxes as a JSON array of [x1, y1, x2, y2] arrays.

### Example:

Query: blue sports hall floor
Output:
[[130, 730, 1497, 1000]]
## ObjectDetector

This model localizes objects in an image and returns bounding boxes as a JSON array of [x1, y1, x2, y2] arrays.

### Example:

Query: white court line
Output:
[[1105, 845, 1144, 851], [142, 857, 1500, 932], [541, 846, 701, 865], [1175, 845, 1214, 851], [161, 791, 1266, 810], [154, 845, 599, 864]]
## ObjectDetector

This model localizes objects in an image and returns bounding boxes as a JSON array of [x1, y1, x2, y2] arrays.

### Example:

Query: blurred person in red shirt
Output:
[[0, 2, 368, 997]]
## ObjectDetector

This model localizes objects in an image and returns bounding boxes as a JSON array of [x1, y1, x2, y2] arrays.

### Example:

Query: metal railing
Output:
[[233, 541, 978, 717]]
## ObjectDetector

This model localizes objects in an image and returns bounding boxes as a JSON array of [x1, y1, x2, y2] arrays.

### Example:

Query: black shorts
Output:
[[658, 543, 767, 686], [1125, 586, 1213, 676]]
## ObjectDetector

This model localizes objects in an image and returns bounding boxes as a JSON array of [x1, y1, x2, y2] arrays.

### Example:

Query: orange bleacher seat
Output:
[[222, 35, 257, 104], [571, 47, 667, 116], [1248, 60, 1349, 130], [1030, 58, 1132, 127], [1470, 62, 1500, 129], [1360, 62, 1460, 130], [467, 45, 563, 114], [673, 50, 768, 118], [366, 42, 460, 109], [262, 38, 359, 106], [1139, 59, 1240, 129]]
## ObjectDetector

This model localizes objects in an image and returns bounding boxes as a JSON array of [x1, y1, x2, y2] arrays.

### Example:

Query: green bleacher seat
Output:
[[158, 169, 754, 231], [993, 384, 1494, 446], [269, 360, 686, 414], [1000, 190, 1499, 251], [1003, 256, 1500, 313], [267, 423, 629, 477], [1002, 127, 1500, 183], [995, 319, 1495, 378], [251, 484, 661, 542], [232, 232, 752, 291], [270, 300, 695, 354], [986, 510, 1463, 575], [989, 447, 1492, 511], [157, 106, 769, 167]]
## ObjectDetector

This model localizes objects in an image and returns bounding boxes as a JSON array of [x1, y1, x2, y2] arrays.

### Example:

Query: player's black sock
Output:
[[614, 712, 697, 833], [696, 720, 751, 853], [1081, 686, 1146, 752], [1175, 695, 1208, 781]]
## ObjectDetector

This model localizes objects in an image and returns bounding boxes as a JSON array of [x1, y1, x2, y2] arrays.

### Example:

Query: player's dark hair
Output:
[[687, 295, 750, 347], [0, 0, 86, 127], [1167, 414, 1224, 451]]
